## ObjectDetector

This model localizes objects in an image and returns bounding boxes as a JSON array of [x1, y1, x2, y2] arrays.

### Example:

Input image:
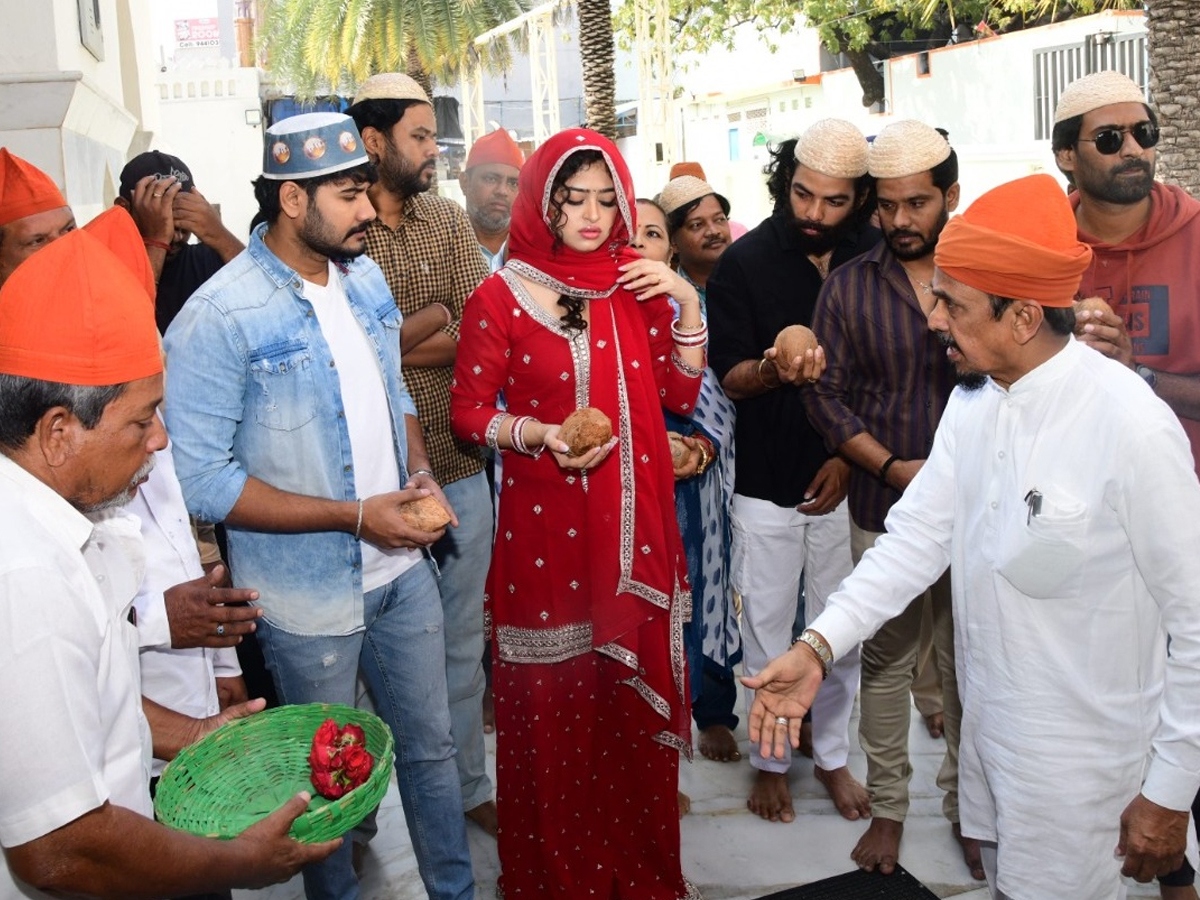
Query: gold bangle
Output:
[[757, 357, 775, 388]]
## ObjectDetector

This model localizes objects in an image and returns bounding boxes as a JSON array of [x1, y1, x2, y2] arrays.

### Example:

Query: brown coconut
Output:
[[1074, 296, 1115, 318], [668, 433, 690, 468], [773, 325, 820, 363], [559, 407, 613, 457], [399, 495, 452, 531]]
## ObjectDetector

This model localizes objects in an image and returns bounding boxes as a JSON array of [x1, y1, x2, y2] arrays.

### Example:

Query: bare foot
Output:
[[678, 790, 691, 818], [466, 799, 499, 838], [798, 720, 814, 758], [747, 770, 794, 823], [953, 822, 985, 881], [851, 817, 903, 874], [482, 685, 495, 735], [698, 725, 742, 762], [814, 765, 872, 821], [924, 711, 944, 739]]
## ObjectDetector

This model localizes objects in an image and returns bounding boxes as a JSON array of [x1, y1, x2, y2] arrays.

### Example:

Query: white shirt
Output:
[[126, 444, 242, 777], [0, 455, 153, 897], [303, 264, 419, 591], [813, 338, 1200, 900]]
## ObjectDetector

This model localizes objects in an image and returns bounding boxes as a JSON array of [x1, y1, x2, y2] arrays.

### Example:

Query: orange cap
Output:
[[0, 228, 162, 385], [0, 149, 68, 227], [935, 174, 1092, 308], [465, 130, 524, 171], [669, 161, 706, 180], [82, 207, 156, 306]]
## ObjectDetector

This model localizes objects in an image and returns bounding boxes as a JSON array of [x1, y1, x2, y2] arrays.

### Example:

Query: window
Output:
[[1032, 33, 1146, 139], [917, 52, 931, 77]]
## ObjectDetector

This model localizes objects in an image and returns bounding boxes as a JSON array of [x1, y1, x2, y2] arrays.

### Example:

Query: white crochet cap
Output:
[[1054, 71, 1145, 123], [868, 120, 951, 179], [794, 119, 869, 179], [658, 176, 724, 216], [351, 73, 431, 107]]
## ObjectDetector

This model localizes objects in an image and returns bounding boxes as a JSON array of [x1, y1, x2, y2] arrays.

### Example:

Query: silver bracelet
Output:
[[792, 629, 832, 680], [354, 498, 364, 542], [410, 468, 438, 484]]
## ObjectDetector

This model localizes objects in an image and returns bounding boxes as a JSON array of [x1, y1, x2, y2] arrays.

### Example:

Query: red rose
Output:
[[310, 767, 347, 799], [340, 744, 374, 786], [339, 723, 366, 748]]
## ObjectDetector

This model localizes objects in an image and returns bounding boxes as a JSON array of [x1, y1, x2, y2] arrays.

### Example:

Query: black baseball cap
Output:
[[119, 151, 194, 198]]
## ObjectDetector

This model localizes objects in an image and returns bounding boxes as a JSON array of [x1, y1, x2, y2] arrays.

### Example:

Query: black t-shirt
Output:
[[707, 212, 880, 507], [155, 243, 226, 335]]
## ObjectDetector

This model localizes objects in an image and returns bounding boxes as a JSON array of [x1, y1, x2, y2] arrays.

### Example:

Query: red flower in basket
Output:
[[309, 718, 375, 799]]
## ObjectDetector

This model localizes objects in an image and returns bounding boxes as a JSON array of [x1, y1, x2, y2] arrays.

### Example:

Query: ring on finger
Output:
[[775, 716, 788, 726], [216, 624, 225, 637]]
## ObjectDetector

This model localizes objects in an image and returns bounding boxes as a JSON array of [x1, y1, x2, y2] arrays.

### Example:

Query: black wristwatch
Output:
[[1136, 364, 1158, 389]]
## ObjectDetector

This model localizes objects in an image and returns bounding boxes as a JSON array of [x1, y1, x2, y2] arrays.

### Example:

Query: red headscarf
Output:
[[505, 128, 641, 298]]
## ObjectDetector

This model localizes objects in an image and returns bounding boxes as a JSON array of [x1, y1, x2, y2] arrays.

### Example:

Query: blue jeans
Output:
[[432, 469, 494, 811], [257, 562, 474, 900]]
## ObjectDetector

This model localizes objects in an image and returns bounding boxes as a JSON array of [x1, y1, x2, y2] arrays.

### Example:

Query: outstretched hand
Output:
[[742, 645, 825, 761]]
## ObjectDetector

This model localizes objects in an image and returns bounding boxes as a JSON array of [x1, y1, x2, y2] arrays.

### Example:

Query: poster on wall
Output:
[[175, 18, 221, 49]]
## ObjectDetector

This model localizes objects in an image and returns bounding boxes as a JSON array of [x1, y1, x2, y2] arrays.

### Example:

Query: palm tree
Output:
[[1147, 0, 1199, 196], [578, 0, 618, 139], [259, 0, 528, 101]]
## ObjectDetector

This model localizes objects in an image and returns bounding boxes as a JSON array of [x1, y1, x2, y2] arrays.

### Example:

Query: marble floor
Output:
[[236, 695, 1160, 900]]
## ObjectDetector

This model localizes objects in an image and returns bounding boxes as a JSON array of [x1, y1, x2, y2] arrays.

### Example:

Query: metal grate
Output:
[[1033, 31, 1147, 140]]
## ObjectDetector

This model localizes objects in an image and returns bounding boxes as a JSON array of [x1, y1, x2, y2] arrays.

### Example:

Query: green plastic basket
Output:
[[154, 703, 394, 844]]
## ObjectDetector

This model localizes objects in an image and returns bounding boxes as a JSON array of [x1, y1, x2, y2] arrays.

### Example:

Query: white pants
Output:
[[731, 494, 859, 772]]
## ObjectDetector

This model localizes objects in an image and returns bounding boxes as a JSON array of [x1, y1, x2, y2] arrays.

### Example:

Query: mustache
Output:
[[794, 219, 831, 235], [937, 332, 958, 351], [1114, 159, 1152, 176], [887, 229, 922, 241], [346, 222, 371, 238]]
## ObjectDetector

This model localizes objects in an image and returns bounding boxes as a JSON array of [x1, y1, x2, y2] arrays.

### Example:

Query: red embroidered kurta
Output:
[[451, 267, 701, 898]]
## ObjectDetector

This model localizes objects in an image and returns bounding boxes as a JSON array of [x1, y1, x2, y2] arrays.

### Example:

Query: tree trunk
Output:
[[1147, 0, 1200, 196], [578, 0, 618, 139], [406, 44, 435, 100]]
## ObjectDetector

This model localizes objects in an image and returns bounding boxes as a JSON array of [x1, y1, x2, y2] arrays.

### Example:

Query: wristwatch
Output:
[[792, 630, 832, 680], [1135, 364, 1158, 389]]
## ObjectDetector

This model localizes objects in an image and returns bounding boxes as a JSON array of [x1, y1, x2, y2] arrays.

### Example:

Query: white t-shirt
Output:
[[304, 264, 419, 591]]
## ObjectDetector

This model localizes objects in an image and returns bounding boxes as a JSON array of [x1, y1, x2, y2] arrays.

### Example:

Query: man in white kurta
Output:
[[747, 174, 1200, 900]]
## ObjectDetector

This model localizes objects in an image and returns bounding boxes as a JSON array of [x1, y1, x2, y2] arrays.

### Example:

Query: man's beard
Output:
[[937, 332, 988, 391], [884, 206, 949, 262], [300, 205, 371, 260], [377, 141, 435, 198], [82, 455, 157, 513], [1077, 158, 1155, 205], [786, 209, 854, 256], [469, 204, 510, 234]]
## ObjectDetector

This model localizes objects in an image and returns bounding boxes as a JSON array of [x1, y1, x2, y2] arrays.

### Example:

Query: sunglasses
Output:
[[1077, 122, 1159, 155]]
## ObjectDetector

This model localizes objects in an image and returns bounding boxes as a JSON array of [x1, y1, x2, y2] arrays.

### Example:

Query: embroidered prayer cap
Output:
[[262, 112, 369, 181], [935, 173, 1092, 308], [0, 228, 162, 385], [465, 129, 525, 172], [868, 120, 951, 179], [794, 119, 869, 180], [0, 149, 68, 227], [1054, 71, 1146, 123], [657, 175, 728, 217], [351, 73, 432, 107], [669, 161, 706, 180], [82, 206, 156, 305], [119, 150, 194, 198]]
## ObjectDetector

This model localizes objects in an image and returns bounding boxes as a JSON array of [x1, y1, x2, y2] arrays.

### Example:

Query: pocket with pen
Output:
[[994, 494, 1088, 599]]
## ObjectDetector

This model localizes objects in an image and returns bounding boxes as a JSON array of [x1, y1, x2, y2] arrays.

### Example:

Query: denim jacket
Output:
[[163, 223, 418, 635]]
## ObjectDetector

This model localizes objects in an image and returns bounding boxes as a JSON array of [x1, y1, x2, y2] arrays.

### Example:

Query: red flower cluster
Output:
[[308, 718, 374, 799]]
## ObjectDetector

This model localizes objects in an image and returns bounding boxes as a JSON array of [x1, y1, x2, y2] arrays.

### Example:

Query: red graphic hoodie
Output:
[[1075, 182, 1200, 474]]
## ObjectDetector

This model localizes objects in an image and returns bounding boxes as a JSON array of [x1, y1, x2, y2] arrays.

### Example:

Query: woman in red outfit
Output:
[[450, 129, 705, 899]]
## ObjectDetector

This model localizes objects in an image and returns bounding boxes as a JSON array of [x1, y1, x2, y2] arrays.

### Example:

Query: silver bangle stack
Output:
[[671, 318, 708, 348], [509, 415, 544, 458]]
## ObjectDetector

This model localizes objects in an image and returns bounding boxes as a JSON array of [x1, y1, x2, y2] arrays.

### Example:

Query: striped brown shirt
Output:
[[364, 192, 490, 485], [803, 240, 956, 532]]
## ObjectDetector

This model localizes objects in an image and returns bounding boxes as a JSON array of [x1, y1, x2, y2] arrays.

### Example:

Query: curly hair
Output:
[[764, 137, 875, 220], [546, 148, 607, 333]]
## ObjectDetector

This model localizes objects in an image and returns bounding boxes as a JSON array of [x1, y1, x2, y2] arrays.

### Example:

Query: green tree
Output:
[[617, 0, 1137, 107], [259, 0, 529, 100]]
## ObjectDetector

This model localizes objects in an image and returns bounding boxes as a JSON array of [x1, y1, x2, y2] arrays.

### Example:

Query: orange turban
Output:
[[0, 149, 68, 227], [935, 174, 1092, 308], [465, 129, 525, 171], [82, 207, 156, 305], [0, 228, 162, 385], [669, 161, 706, 180]]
